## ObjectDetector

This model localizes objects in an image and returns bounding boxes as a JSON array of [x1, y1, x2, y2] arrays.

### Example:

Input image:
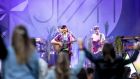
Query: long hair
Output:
[[55, 52, 70, 79], [102, 43, 116, 61], [12, 25, 34, 64]]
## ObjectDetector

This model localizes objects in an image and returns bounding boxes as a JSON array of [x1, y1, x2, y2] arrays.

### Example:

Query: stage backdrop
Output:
[[0, 0, 122, 40]]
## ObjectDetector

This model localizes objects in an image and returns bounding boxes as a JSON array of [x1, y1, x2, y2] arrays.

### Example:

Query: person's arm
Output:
[[78, 38, 97, 63], [39, 58, 48, 79], [51, 39, 62, 46], [0, 35, 7, 60], [122, 50, 139, 65], [72, 50, 86, 74], [71, 38, 86, 74], [45, 69, 55, 79], [31, 50, 40, 79], [83, 47, 97, 63], [51, 35, 62, 46]]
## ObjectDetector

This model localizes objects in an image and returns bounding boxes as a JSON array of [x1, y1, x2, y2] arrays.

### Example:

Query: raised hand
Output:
[[77, 38, 84, 50]]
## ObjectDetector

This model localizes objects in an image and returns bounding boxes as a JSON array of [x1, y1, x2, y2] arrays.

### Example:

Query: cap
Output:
[[61, 25, 67, 29], [94, 25, 99, 30]]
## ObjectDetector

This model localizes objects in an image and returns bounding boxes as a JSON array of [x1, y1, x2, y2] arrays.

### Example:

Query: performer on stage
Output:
[[90, 25, 105, 54], [51, 25, 76, 60]]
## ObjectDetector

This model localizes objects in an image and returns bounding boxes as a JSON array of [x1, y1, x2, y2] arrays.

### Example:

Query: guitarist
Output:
[[91, 25, 105, 55], [51, 25, 76, 61]]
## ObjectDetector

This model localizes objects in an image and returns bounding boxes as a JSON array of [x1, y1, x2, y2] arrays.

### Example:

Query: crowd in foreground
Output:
[[0, 25, 140, 79]]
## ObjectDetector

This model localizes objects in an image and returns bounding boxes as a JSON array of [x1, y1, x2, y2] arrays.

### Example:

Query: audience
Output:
[[0, 32, 7, 60], [123, 67, 131, 79], [0, 32, 8, 79], [31, 38, 48, 79], [0, 25, 140, 79], [39, 58, 48, 79], [45, 39, 86, 79], [77, 68, 87, 79], [86, 67, 94, 79], [131, 72, 140, 79], [2, 25, 39, 79], [80, 39, 140, 79]]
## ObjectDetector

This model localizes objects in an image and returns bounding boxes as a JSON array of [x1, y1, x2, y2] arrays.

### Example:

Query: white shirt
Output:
[[91, 33, 105, 53], [91, 33, 105, 42]]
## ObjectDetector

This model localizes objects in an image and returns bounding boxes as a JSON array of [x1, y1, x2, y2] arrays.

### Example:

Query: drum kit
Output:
[[34, 38, 57, 64], [121, 36, 140, 50], [119, 36, 140, 57], [35, 38, 47, 57]]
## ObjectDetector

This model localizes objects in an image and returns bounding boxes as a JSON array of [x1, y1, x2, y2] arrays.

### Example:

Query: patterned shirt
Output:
[[54, 32, 75, 52]]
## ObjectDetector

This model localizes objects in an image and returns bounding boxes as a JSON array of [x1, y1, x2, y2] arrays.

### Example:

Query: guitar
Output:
[[92, 40, 103, 54], [53, 40, 76, 53]]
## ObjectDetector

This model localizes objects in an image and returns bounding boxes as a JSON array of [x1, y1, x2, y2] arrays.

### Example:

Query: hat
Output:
[[61, 25, 67, 29], [94, 25, 99, 30]]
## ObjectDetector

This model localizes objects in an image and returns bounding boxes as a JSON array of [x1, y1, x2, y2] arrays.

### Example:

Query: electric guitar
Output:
[[92, 40, 104, 54]]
